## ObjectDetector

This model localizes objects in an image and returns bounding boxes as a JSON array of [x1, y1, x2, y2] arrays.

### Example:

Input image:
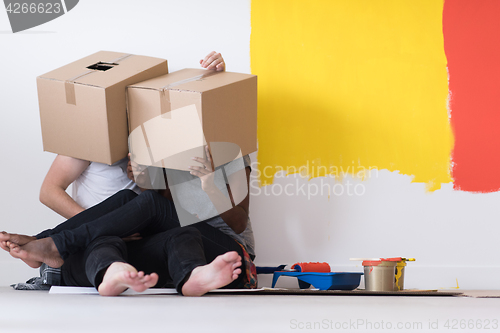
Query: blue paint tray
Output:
[[272, 272, 363, 291]]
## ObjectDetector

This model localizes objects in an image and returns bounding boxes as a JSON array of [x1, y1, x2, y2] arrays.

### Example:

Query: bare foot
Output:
[[98, 262, 159, 296], [182, 251, 242, 297], [7, 243, 42, 268], [0, 232, 9, 252], [0, 232, 36, 251], [9, 237, 63, 269], [1, 232, 40, 268]]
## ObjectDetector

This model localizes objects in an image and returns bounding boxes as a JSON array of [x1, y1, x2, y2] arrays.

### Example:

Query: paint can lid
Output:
[[361, 257, 402, 266]]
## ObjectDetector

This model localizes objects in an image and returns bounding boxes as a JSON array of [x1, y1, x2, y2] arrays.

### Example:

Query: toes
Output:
[[7, 241, 16, 246], [147, 273, 158, 287], [122, 271, 131, 280], [9, 245, 23, 259], [0, 241, 9, 251], [222, 251, 239, 262]]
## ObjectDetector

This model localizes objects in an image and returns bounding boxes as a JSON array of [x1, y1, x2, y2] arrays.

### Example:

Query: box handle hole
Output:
[[87, 62, 119, 71]]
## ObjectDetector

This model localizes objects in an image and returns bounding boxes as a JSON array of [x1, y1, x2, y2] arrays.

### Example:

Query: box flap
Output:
[[38, 51, 167, 89], [129, 68, 257, 93]]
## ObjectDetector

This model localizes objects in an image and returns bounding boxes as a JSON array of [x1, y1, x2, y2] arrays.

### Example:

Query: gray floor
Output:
[[1, 287, 500, 333]]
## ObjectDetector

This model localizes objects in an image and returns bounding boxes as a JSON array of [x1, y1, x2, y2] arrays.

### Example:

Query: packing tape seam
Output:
[[156, 70, 220, 118], [66, 70, 94, 82], [107, 53, 133, 64], [160, 70, 219, 90], [160, 89, 172, 118], [64, 53, 133, 105]]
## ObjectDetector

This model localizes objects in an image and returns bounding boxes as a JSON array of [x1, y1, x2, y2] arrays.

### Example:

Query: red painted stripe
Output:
[[444, 0, 500, 193]]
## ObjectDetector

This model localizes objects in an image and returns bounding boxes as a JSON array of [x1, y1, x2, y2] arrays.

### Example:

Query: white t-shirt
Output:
[[72, 157, 141, 209]]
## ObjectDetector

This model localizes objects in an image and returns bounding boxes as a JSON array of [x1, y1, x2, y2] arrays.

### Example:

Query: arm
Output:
[[39, 155, 90, 219], [189, 147, 250, 234], [126, 154, 174, 200]]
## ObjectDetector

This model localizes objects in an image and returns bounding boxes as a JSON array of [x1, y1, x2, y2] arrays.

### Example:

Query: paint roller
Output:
[[256, 262, 331, 274], [291, 262, 330, 272]]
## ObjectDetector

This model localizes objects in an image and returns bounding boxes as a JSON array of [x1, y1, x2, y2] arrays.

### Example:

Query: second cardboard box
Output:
[[127, 68, 257, 171]]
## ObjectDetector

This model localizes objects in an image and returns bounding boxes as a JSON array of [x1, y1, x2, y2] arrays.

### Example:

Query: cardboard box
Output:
[[127, 68, 257, 171], [37, 51, 168, 165]]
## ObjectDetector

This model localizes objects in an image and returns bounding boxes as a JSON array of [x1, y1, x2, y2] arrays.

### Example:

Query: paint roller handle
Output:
[[256, 265, 288, 274]]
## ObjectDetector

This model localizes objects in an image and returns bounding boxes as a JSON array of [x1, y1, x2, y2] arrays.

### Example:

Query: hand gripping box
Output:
[[37, 51, 168, 165], [127, 68, 257, 171]]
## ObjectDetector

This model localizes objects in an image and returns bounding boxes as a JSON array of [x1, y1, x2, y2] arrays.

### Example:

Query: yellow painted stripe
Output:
[[251, 0, 453, 191]]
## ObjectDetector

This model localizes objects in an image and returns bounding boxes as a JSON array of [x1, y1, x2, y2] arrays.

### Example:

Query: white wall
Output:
[[1, 0, 499, 290], [250, 170, 500, 290]]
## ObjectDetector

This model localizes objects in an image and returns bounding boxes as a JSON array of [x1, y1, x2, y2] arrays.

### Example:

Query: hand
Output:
[[200, 51, 225, 71], [189, 146, 217, 192]]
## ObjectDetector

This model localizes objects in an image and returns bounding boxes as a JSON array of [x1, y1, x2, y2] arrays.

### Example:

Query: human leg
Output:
[[0, 190, 139, 267], [51, 190, 180, 259], [61, 236, 128, 287], [37, 189, 139, 239], [60, 225, 242, 296], [125, 227, 204, 289], [8, 190, 181, 267], [181, 223, 246, 295], [181, 251, 242, 296], [62, 236, 157, 296], [127, 223, 245, 296], [191, 222, 246, 275], [0, 189, 138, 252]]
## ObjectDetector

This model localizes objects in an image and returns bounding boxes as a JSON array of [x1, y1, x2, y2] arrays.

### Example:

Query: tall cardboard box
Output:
[[37, 51, 168, 165], [127, 68, 257, 171]]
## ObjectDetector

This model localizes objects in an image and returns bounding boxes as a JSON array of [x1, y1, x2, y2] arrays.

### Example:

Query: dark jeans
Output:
[[63, 223, 245, 293], [37, 190, 245, 292], [37, 190, 181, 259]]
